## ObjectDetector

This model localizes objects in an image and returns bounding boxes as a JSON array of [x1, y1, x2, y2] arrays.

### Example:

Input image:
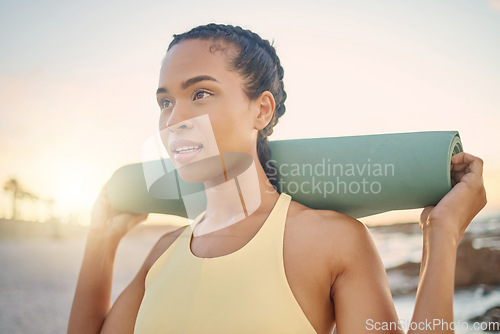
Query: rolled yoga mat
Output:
[[107, 131, 463, 218]]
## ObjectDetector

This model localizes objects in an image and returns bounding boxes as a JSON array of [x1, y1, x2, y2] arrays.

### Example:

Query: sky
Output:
[[1, 0, 499, 225]]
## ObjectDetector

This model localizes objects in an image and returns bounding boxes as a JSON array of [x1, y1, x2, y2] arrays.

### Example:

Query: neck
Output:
[[194, 157, 279, 236]]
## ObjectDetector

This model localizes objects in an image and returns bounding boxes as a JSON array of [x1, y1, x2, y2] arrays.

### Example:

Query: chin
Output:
[[175, 156, 226, 184], [174, 152, 255, 186]]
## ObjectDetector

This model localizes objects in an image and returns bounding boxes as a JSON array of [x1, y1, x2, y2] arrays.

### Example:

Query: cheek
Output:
[[209, 115, 254, 153], [206, 92, 255, 151], [158, 112, 169, 131], [158, 116, 164, 131]]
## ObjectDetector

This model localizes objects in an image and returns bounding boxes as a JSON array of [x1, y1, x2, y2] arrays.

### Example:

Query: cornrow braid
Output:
[[167, 23, 286, 192]]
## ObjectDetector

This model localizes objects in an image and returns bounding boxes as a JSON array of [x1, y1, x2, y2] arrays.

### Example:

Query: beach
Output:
[[0, 216, 499, 334], [0, 223, 175, 334]]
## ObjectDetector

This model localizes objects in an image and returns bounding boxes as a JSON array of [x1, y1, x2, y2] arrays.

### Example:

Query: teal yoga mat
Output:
[[107, 131, 463, 218]]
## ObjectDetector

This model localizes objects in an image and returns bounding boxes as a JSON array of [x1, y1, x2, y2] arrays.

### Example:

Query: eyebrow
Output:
[[156, 75, 220, 95]]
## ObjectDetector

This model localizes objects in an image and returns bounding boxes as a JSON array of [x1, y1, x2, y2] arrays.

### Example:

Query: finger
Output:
[[94, 181, 110, 204], [99, 180, 111, 197], [451, 152, 482, 167], [452, 170, 467, 181], [124, 213, 149, 230], [92, 181, 114, 216], [135, 213, 149, 224], [419, 206, 434, 225], [467, 157, 484, 176], [450, 152, 469, 164], [451, 171, 467, 186], [451, 152, 483, 175], [451, 162, 470, 172]]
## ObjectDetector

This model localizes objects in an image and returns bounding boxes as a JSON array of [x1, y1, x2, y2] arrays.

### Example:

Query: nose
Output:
[[167, 119, 194, 132], [163, 104, 194, 132]]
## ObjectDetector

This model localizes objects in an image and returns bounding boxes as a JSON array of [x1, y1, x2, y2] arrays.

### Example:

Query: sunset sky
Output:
[[1, 0, 499, 225]]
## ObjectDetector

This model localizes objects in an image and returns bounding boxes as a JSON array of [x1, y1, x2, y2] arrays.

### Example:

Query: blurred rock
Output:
[[469, 306, 500, 332], [369, 222, 421, 234], [455, 238, 500, 287], [475, 284, 496, 296], [386, 236, 500, 296], [386, 262, 420, 296]]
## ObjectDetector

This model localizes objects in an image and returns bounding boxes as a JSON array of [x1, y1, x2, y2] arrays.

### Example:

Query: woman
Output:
[[68, 23, 487, 334]]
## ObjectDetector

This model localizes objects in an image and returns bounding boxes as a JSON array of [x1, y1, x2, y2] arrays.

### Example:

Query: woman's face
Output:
[[157, 39, 258, 183]]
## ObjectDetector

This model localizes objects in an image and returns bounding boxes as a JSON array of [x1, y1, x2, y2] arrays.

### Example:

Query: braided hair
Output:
[[167, 23, 286, 192]]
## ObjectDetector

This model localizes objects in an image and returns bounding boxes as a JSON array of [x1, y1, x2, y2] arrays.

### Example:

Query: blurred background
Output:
[[1, 0, 499, 333]]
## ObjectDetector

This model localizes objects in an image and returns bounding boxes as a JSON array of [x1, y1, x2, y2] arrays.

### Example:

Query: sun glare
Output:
[[53, 166, 100, 215]]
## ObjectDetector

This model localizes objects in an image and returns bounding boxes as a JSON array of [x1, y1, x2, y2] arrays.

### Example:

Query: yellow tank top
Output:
[[134, 192, 317, 333]]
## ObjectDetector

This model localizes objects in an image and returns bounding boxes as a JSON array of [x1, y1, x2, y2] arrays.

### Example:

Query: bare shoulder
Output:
[[286, 200, 376, 270], [284, 206, 399, 333], [287, 199, 370, 240]]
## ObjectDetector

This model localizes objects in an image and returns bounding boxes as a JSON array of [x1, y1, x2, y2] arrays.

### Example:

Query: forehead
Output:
[[160, 39, 235, 82]]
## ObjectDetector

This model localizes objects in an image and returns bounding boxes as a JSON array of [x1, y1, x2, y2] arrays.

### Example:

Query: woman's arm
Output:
[[331, 152, 486, 334], [331, 218, 404, 334], [67, 185, 148, 334], [410, 152, 487, 333], [409, 227, 456, 333]]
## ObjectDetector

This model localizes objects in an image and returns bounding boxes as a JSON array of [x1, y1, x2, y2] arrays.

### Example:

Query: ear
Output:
[[254, 91, 276, 131]]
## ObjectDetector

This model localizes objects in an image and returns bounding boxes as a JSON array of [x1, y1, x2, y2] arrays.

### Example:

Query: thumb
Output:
[[419, 206, 434, 228], [125, 213, 149, 230], [135, 213, 149, 224], [111, 213, 149, 234]]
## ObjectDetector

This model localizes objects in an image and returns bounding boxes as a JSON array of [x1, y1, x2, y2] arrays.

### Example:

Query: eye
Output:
[[159, 98, 173, 110], [193, 90, 212, 101]]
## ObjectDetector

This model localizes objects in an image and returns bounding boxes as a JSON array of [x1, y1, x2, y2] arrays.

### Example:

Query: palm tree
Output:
[[3, 178, 39, 220], [3, 178, 20, 219]]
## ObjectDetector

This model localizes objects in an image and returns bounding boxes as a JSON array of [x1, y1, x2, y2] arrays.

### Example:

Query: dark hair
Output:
[[167, 23, 286, 192]]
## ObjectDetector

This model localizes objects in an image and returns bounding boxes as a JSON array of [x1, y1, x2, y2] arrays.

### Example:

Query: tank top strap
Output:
[[190, 209, 207, 229], [188, 192, 291, 236], [260, 192, 291, 232], [185, 192, 292, 260], [253, 192, 292, 256], [145, 192, 293, 274]]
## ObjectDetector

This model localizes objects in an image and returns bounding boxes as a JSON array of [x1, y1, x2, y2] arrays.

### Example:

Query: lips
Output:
[[169, 139, 204, 154]]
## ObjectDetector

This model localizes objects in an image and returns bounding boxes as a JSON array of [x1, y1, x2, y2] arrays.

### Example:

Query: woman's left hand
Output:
[[419, 152, 487, 243]]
